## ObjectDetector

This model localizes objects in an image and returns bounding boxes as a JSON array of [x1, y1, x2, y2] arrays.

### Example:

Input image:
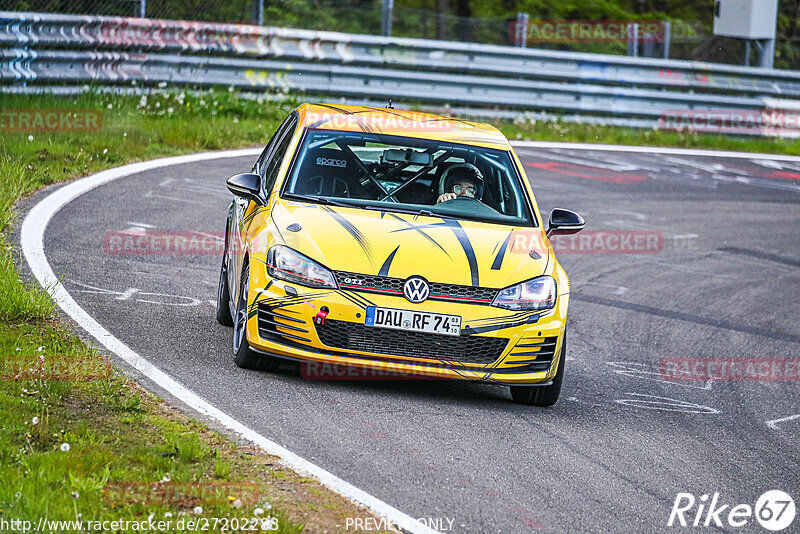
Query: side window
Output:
[[255, 113, 296, 177], [262, 117, 297, 195]]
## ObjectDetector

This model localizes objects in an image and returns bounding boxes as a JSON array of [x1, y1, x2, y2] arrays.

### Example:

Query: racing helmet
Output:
[[438, 163, 485, 200]]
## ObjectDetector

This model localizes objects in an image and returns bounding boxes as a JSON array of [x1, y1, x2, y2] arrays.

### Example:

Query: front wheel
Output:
[[509, 331, 566, 407], [215, 249, 233, 326], [233, 262, 279, 372]]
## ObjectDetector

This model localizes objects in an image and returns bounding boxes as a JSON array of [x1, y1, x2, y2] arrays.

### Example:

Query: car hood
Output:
[[270, 199, 551, 288]]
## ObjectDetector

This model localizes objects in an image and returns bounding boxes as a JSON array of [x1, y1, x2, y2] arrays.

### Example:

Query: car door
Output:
[[227, 112, 298, 303]]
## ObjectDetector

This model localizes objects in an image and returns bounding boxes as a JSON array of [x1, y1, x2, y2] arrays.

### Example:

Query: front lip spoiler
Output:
[[247, 342, 553, 386]]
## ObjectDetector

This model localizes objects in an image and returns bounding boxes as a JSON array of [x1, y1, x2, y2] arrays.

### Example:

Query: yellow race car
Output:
[[217, 104, 584, 406]]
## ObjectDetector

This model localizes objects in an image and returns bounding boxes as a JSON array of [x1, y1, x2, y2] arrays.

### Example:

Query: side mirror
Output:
[[226, 173, 263, 203], [547, 208, 585, 238]]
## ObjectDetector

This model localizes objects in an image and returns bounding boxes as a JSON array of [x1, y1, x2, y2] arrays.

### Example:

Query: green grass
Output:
[[0, 322, 304, 532], [0, 87, 797, 532]]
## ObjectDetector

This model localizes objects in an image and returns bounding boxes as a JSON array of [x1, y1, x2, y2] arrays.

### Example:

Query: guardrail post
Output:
[[515, 12, 529, 48], [744, 40, 751, 66], [252, 0, 263, 26], [627, 23, 639, 57], [754, 39, 775, 69], [139, 0, 146, 18], [662, 21, 671, 59], [381, 0, 394, 37]]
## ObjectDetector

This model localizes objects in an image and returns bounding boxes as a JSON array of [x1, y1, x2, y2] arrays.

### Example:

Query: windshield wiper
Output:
[[284, 194, 355, 208], [364, 205, 454, 219]]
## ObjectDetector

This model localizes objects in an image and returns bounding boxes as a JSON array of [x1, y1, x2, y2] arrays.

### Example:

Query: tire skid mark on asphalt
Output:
[[716, 246, 800, 270], [624, 256, 739, 279], [571, 293, 800, 345], [515, 412, 674, 505]]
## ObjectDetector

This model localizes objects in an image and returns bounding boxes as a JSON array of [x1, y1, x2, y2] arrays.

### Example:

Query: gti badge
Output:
[[403, 277, 430, 303]]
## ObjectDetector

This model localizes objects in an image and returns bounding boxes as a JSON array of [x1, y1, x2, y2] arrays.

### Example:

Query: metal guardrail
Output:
[[2, 11, 800, 134]]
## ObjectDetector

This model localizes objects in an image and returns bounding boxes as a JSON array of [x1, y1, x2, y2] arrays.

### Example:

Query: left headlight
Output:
[[266, 245, 338, 289], [491, 275, 556, 311]]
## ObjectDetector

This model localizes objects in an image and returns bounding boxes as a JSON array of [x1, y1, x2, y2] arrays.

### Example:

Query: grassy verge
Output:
[[0, 88, 797, 532], [0, 90, 393, 533]]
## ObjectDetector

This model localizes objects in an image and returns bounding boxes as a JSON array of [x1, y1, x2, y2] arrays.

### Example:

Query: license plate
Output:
[[365, 306, 461, 336]]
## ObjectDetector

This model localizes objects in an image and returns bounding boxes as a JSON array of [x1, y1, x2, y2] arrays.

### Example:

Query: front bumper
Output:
[[245, 276, 568, 385]]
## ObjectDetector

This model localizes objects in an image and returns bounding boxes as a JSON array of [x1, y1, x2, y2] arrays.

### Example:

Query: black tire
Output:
[[233, 261, 279, 372], [509, 331, 566, 407], [216, 249, 234, 326]]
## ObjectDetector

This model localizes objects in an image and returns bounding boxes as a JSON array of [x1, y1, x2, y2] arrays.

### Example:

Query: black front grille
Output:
[[315, 319, 509, 366], [257, 304, 311, 343], [334, 271, 497, 305]]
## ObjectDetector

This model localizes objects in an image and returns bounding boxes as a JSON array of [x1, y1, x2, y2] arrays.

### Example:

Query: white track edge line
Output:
[[511, 140, 800, 161], [20, 148, 437, 534]]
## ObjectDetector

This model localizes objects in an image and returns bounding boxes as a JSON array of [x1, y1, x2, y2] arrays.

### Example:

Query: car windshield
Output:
[[282, 130, 536, 226]]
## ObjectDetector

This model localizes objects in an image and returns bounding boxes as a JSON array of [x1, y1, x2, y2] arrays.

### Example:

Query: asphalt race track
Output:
[[22, 145, 800, 533]]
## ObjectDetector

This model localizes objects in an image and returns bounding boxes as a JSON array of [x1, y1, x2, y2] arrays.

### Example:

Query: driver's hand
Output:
[[437, 192, 457, 203]]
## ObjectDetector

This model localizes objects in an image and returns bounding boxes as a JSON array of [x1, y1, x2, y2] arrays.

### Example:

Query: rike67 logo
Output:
[[668, 490, 795, 531]]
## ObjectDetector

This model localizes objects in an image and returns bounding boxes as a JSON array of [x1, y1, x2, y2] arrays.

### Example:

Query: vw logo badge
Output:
[[403, 277, 430, 303]]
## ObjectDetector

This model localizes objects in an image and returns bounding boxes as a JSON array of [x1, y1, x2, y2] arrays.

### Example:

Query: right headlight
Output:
[[491, 275, 556, 311], [266, 245, 338, 289]]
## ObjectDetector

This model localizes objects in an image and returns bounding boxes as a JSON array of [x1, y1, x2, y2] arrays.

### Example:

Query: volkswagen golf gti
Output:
[[217, 103, 584, 406]]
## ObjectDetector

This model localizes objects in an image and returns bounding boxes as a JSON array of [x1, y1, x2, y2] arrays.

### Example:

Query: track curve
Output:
[[25, 144, 800, 533]]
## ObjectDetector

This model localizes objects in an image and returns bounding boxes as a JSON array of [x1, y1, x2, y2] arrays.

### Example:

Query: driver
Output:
[[436, 163, 485, 204]]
